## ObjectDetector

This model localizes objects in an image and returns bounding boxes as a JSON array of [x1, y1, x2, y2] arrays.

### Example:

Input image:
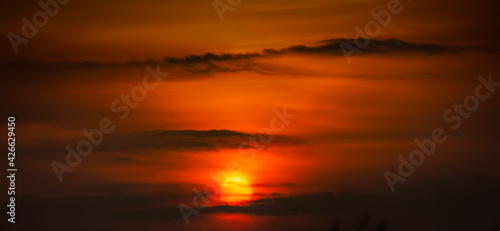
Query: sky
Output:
[[1, 0, 500, 230]]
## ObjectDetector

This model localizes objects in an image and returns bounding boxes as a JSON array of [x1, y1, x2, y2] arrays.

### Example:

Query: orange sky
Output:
[[1, 0, 500, 230]]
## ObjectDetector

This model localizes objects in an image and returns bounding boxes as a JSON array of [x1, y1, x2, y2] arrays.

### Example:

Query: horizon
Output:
[[1, 0, 500, 230]]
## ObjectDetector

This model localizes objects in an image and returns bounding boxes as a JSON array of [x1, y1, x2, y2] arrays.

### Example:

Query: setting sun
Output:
[[3, 0, 500, 230], [220, 176, 253, 205]]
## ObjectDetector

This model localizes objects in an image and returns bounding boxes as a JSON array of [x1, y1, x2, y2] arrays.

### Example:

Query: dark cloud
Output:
[[13, 177, 500, 230], [100, 129, 302, 152], [109, 129, 247, 151], [164, 52, 261, 65], [316, 38, 461, 55], [252, 183, 294, 187], [162, 39, 461, 65], [204, 192, 355, 216], [0, 38, 471, 74], [21, 129, 303, 161], [102, 177, 500, 231], [157, 39, 462, 73]]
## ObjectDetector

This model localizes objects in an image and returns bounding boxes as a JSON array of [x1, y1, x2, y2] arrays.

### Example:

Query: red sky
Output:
[[1, 0, 500, 231]]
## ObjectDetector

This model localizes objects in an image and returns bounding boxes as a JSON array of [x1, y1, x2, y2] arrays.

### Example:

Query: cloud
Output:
[[162, 39, 460, 65], [157, 38, 462, 73], [108, 177, 500, 230], [315, 38, 461, 55], [204, 192, 356, 216], [16, 178, 500, 230], [16, 129, 303, 165], [110, 129, 247, 151], [0, 38, 468, 74], [164, 52, 261, 65], [252, 183, 294, 187], [96, 129, 304, 152]]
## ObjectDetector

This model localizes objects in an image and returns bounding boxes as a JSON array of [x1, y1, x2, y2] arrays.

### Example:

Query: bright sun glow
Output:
[[220, 176, 252, 205]]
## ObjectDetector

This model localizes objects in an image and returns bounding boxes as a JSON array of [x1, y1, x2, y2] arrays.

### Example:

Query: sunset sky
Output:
[[1, 0, 500, 230]]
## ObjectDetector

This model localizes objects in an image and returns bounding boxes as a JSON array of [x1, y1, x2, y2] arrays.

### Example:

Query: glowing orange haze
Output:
[[21, 52, 496, 202]]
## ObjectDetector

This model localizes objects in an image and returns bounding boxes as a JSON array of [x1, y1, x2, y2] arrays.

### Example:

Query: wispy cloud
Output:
[[100, 129, 303, 152], [0, 38, 470, 73]]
